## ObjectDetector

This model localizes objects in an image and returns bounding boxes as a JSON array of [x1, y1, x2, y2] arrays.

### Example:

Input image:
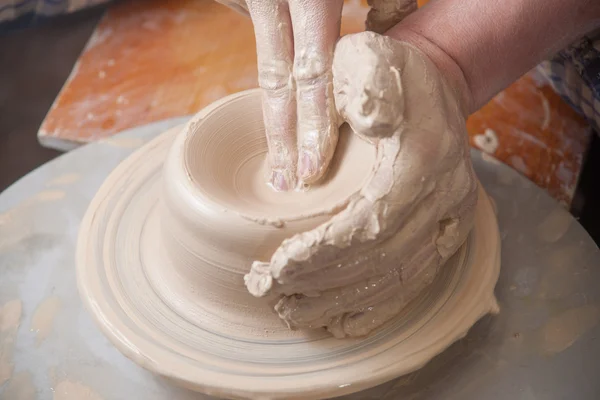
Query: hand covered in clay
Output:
[[245, 32, 479, 338], [214, 0, 417, 190]]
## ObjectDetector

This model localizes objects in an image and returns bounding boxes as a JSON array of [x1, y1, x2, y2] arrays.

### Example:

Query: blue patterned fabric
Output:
[[538, 29, 600, 132]]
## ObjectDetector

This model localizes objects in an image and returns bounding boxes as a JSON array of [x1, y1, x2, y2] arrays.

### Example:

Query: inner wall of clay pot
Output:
[[183, 93, 376, 219]]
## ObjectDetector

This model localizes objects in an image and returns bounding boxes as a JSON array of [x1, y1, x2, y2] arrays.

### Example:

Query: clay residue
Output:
[[2, 371, 36, 400], [537, 244, 581, 300], [31, 296, 61, 346], [496, 166, 515, 186], [48, 173, 81, 186], [473, 128, 499, 154], [536, 207, 572, 243], [0, 300, 22, 333], [0, 188, 66, 254], [53, 380, 104, 400], [0, 299, 22, 386], [34, 190, 66, 202], [100, 136, 146, 148], [539, 305, 600, 354], [365, 0, 417, 33]]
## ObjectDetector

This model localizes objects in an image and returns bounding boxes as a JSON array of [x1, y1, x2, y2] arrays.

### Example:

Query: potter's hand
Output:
[[245, 32, 478, 338], [215, 0, 417, 190]]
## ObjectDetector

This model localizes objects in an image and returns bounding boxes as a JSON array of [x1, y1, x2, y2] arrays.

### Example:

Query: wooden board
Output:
[[38, 0, 591, 205]]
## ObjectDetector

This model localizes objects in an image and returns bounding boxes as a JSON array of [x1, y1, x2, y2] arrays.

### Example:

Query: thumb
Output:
[[332, 32, 406, 139]]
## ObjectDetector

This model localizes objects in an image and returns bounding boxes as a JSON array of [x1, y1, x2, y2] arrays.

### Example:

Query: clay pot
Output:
[[155, 90, 376, 327], [77, 89, 500, 400]]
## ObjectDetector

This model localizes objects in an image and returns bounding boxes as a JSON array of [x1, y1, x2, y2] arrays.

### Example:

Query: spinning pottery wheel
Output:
[[76, 89, 501, 399]]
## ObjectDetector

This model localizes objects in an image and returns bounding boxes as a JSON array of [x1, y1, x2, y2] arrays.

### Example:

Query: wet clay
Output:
[[244, 33, 479, 337], [2, 371, 36, 400], [31, 295, 61, 346], [77, 88, 500, 398], [0, 299, 22, 386], [53, 380, 104, 400]]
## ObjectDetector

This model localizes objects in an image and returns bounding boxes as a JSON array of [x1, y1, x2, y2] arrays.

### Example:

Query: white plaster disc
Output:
[[77, 125, 501, 400]]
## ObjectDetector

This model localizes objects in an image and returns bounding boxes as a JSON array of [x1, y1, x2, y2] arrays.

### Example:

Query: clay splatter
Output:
[[0, 300, 22, 386], [48, 173, 81, 186], [53, 380, 104, 400], [0, 300, 22, 333], [31, 296, 61, 346], [1, 371, 36, 400], [539, 305, 600, 355], [473, 128, 499, 154], [536, 207, 572, 243], [537, 244, 582, 300], [35, 190, 66, 202]]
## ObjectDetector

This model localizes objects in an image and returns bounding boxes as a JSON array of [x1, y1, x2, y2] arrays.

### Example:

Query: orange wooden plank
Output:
[[38, 0, 591, 205], [38, 0, 367, 149], [467, 71, 590, 205]]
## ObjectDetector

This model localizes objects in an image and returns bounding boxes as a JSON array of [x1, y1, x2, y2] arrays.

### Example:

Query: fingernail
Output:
[[272, 171, 289, 191], [298, 150, 316, 180]]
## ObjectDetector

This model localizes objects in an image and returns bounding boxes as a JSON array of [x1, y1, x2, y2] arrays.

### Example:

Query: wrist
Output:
[[385, 25, 474, 116], [385, 0, 600, 113]]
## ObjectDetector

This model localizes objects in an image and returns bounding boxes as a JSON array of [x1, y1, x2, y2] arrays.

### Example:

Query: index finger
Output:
[[247, 0, 298, 191]]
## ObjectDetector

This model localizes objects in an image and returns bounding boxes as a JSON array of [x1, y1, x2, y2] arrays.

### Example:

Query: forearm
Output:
[[387, 0, 600, 114]]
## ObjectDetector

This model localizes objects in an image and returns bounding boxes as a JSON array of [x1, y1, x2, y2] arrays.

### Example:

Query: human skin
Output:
[[215, 0, 416, 191], [389, 0, 600, 114], [241, 0, 600, 336]]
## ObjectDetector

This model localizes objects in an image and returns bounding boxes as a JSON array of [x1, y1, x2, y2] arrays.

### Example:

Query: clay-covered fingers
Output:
[[246, 123, 442, 298], [288, 0, 344, 185], [275, 238, 442, 337], [269, 177, 445, 296], [365, 0, 417, 33], [247, 1, 297, 191]]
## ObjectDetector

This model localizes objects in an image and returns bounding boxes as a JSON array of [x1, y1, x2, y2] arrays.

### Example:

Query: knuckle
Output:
[[293, 48, 330, 84], [258, 59, 293, 91]]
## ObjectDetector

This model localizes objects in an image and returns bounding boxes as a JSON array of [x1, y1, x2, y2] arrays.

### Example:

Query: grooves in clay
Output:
[[77, 88, 501, 399]]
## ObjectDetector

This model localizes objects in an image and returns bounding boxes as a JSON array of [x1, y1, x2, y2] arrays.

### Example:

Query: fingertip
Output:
[[297, 149, 319, 184], [297, 136, 336, 186], [244, 261, 273, 297], [269, 169, 296, 192]]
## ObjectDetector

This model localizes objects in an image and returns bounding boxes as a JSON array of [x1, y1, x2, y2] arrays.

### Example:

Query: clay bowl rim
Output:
[[163, 89, 375, 226]]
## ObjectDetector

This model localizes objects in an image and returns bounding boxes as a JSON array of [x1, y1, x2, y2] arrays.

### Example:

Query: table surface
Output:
[[36, 0, 592, 206], [3, 118, 600, 400]]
